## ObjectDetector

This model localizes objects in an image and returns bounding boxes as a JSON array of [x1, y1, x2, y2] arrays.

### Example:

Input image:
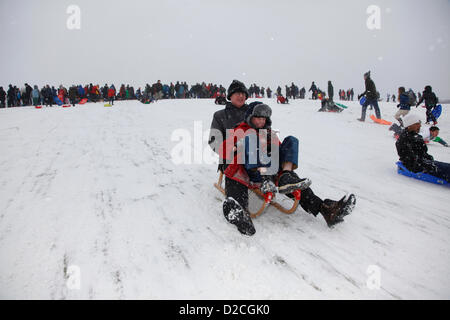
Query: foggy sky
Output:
[[1, 0, 449, 97]]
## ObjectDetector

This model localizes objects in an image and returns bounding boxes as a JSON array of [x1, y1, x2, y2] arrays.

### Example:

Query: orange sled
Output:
[[370, 114, 392, 125]]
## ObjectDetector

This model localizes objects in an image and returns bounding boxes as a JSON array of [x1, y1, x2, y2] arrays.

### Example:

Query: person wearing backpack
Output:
[[394, 87, 411, 126], [407, 89, 417, 106]]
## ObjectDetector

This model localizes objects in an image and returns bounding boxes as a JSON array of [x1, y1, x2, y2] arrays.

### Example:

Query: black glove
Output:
[[357, 94, 362, 100], [260, 176, 277, 194]]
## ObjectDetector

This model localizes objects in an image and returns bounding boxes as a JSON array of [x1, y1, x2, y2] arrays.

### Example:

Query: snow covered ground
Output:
[[0, 98, 449, 300]]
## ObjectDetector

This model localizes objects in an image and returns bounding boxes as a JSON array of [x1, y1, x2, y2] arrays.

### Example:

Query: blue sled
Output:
[[359, 96, 366, 106], [432, 104, 442, 120], [53, 96, 63, 106], [396, 161, 448, 185]]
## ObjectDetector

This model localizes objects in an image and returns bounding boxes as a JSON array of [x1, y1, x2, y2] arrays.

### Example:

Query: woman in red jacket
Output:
[[108, 85, 116, 105]]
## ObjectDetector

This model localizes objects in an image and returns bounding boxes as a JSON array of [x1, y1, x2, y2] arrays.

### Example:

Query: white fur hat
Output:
[[402, 113, 422, 127]]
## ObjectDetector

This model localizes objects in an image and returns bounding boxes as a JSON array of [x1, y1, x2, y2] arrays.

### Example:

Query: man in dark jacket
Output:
[[357, 71, 381, 121], [24, 83, 32, 106], [396, 113, 450, 182], [328, 81, 334, 102], [309, 82, 318, 100], [416, 85, 439, 125], [68, 85, 78, 106], [209, 80, 250, 154], [0, 87, 6, 108], [7, 85, 16, 107]]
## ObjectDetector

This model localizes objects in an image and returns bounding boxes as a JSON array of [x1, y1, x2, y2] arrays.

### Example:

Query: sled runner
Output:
[[62, 105, 71, 108], [214, 171, 302, 218], [396, 161, 448, 186]]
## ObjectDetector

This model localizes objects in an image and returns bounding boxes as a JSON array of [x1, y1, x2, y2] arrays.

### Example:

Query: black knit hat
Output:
[[227, 80, 249, 100]]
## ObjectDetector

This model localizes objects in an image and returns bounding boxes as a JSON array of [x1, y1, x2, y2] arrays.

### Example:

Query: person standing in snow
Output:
[[309, 82, 317, 100], [0, 86, 6, 108], [68, 85, 78, 106], [108, 85, 116, 105], [328, 81, 334, 102], [357, 71, 381, 121], [416, 85, 439, 125]]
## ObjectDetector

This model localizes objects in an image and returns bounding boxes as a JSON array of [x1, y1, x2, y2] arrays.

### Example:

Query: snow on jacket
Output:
[[396, 129, 436, 173]]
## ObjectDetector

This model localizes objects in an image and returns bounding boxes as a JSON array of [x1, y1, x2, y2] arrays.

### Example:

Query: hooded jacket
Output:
[[417, 87, 438, 107], [362, 77, 378, 100]]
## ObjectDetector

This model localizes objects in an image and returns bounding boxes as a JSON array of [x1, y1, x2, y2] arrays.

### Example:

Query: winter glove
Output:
[[357, 94, 362, 100], [260, 176, 277, 194]]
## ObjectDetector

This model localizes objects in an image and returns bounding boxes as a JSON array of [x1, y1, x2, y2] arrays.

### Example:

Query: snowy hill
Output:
[[0, 99, 449, 299]]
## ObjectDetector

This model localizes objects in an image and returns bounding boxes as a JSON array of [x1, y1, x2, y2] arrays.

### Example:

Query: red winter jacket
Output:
[[108, 88, 115, 98], [277, 96, 286, 104], [220, 122, 281, 187]]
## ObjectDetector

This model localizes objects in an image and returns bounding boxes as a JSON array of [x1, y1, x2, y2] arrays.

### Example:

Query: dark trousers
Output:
[[433, 161, 450, 183], [426, 106, 437, 123], [361, 98, 381, 120]]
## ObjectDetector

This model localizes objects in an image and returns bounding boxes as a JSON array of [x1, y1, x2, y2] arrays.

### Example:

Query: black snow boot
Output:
[[320, 194, 356, 227], [320, 199, 345, 228], [223, 198, 256, 236], [339, 194, 356, 218], [278, 171, 312, 194]]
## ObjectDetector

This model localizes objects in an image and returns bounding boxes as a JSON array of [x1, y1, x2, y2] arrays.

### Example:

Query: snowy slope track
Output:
[[0, 99, 449, 299]]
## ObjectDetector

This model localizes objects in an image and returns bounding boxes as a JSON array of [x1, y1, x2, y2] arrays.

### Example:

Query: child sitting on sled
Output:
[[220, 102, 356, 235], [396, 113, 450, 183]]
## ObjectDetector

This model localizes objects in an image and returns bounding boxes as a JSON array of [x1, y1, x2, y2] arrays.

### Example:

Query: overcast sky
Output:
[[1, 0, 449, 97]]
